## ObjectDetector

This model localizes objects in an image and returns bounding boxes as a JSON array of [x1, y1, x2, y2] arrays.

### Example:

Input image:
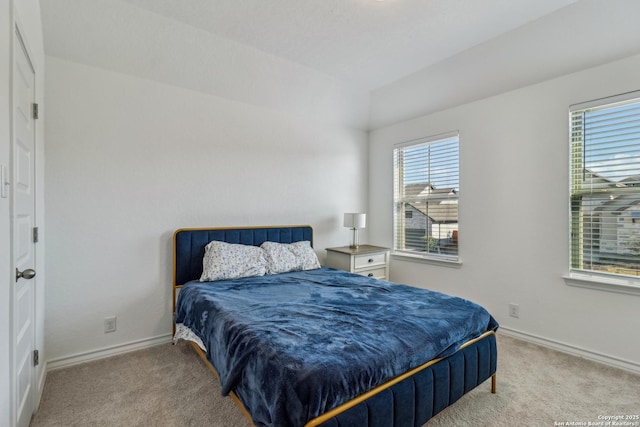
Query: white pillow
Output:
[[261, 240, 321, 274], [288, 241, 321, 271], [200, 241, 267, 282], [261, 241, 299, 274]]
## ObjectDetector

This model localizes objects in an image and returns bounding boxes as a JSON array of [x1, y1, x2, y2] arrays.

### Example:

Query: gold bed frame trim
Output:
[[305, 330, 496, 427], [190, 343, 255, 424], [172, 225, 496, 426], [187, 332, 496, 427]]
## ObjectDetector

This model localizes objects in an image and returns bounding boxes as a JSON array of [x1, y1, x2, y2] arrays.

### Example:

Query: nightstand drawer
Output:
[[325, 245, 390, 281], [354, 252, 387, 269], [356, 267, 387, 280]]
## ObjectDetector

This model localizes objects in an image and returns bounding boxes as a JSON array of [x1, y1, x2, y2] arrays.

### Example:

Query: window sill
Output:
[[391, 252, 462, 268], [563, 272, 640, 296]]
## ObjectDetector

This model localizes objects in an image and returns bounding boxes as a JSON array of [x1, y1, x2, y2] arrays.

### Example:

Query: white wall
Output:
[[2, 0, 45, 423], [44, 57, 368, 362], [369, 53, 640, 370], [40, 0, 370, 131]]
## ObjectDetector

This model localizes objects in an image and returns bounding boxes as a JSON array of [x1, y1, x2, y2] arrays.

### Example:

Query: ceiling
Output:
[[39, 0, 640, 129], [41, 0, 577, 91]]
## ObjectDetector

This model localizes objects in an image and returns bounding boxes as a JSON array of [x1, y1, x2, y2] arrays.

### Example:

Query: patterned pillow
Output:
[[200, 241, 267, 282], [288, 241, 321, 271], [261, 241, 321, 274], [261, 241, 299, 274]]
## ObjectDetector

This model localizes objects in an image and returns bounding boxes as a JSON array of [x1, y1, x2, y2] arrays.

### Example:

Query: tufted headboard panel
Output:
[[173, 225, 314, 286]]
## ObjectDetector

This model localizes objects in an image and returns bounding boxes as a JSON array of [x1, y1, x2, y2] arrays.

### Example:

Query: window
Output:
[[570, 91, 640, 280], [393, 132, 459, 261]]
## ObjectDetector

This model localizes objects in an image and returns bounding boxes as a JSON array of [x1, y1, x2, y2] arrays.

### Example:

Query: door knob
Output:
[[16, 268, 36, 282]]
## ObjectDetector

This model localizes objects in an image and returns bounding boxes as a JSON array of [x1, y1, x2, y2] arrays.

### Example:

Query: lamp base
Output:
[[349, 228, 360, 249]]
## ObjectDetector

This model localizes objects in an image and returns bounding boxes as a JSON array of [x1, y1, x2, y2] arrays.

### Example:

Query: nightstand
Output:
[[325, 245, 390, 280]]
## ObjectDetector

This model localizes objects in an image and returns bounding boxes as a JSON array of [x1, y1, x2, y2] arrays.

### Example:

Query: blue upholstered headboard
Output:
[[173, 225, 314, 286]]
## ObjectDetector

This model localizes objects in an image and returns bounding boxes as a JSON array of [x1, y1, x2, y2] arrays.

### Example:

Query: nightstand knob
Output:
[[368, 258, 374, 263], [368, 273, 374, 277]]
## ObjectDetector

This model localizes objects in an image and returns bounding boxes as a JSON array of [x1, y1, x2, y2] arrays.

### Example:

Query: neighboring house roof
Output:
[[406, 203, 428, 218], [595, 195, 640, 213], [619, 174, 640, 187], [588, 172, 640, 214], [403, 182, 457, 198], [403, 183, 434, 197], [582, 169, 640, 189], [402, 182, 458, 223], [583, 169, 615, 187]]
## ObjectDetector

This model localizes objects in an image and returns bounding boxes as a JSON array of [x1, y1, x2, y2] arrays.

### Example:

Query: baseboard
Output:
[[47, 333, 173, 371], [44, 329, 640, 375], [498, 327, 640, 374]]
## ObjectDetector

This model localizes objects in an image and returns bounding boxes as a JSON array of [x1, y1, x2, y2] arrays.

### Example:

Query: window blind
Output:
[[570, 92, 640, 277], [393, 132, 459, 259]]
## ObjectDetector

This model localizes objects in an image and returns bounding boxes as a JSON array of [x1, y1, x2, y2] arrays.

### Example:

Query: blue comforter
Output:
[[174, 267, 498, 427]]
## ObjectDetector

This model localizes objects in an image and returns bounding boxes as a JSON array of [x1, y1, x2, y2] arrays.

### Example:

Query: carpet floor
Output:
[[30, 334, 640, 427]]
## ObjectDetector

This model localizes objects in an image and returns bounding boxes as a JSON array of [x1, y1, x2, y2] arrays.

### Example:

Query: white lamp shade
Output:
[[343, 213, 366, 229]]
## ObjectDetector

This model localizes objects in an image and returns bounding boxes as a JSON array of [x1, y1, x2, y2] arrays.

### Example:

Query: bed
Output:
[[172, 225, 498, 427]]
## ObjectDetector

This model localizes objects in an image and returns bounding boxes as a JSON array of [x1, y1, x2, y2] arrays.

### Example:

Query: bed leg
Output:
[[491, 374, 497, 394]]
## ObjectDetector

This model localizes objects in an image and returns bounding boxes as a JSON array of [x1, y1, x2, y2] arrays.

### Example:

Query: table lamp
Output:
[[343, 213, 366, 249]]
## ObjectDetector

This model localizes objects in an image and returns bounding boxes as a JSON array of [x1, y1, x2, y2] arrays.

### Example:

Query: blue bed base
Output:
[[316, 333, 497, 427], [172, 225, 497, 427]]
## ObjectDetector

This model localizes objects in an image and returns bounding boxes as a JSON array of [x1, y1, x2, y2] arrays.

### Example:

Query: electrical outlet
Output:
[[104, 316, 117, 333], [509, 303, 520, 318]]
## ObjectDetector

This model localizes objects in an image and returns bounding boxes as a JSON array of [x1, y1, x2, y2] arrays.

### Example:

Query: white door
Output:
[[13, 28, 37, 427]]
